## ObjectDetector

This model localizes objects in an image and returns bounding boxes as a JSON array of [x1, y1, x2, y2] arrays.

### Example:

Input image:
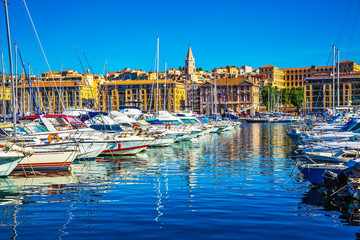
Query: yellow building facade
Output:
[[258, 65, 286, 88], [99, 79, 186, 113], [18, 81, 95, 114]]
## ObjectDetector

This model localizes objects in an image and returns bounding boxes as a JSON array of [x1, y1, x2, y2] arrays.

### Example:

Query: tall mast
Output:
[[332, 44, 335, 114], [14, 43, 17, 117], [155, 37, 159, 115], [4, 0, 16, 136], [337, 49, 340, 107], [163, 62, 167, 111], [60, 61, 63, 113], [28, 63, 32, 113], [1, 51, 5, 117], [191, 72, 194, 112], [214, 70, 217, 116]]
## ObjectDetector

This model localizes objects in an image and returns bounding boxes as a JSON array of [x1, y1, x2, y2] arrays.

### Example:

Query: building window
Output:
[[306, 86, 310, 90]]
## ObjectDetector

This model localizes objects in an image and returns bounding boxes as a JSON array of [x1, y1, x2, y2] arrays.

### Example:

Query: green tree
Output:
[[261, 86, 277, 111], [289, 87, 304, 110], [281, 88, 291, 105], [196, 67, 203, 71]]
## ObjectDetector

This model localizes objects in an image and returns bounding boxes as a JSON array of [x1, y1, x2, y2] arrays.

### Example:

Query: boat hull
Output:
[[149, 138, 174, 147], [100, 140, 149, 156], [299, 164, 347, 185], [15, 150, 78, 171], [0, 154, 23, 176]]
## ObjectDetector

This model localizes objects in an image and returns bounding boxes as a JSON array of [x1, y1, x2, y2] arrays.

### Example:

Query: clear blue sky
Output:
[[0, 0, 358, 74]]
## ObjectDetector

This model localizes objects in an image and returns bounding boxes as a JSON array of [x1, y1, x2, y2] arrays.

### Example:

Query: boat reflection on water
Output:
[[70, 155, 153, 184], [8, 170, 78, 189], [0, 178, 20, 205], [301, 188, 360, 226]]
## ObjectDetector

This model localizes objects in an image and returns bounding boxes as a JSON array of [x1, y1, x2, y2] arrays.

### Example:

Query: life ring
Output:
[[165, 124, 171, 130], [48, 133, 60, 143], [132, 123, 141, 129], [208, 120, 213, 124]]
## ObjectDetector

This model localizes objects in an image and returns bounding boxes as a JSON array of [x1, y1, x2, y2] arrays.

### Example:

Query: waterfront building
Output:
[[259, 60, 360, 89], [184, 82, 201, 112], [258, 65, 286, 89], [214, 65, 253, 78], [98, 79, 186, 113], [199, 78, 260, 115], [304, 72, 360, 112], [14, 70, 103, 114], [18, 81, 94, 114], [106, 68, 148, 81]]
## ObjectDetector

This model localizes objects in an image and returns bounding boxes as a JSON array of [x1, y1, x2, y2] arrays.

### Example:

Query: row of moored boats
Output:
[[287, 114, 360, 199], [0, 109, 240, 177]]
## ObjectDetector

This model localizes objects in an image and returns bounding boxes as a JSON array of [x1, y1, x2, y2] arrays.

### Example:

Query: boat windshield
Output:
[[90, 124, 123, 132], [342, 119, 356, 131], [161, 120, 182, 125], [348, 122, 360, 132], [1, 127, 28, 136], [180, 119, 197, 124], [25, 125, 49, 133]]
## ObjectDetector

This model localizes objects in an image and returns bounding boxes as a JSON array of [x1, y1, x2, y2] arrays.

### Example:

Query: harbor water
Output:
[[0, 123, 359, 239]]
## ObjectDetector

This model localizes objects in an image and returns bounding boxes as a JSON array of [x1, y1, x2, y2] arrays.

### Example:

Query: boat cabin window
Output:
[[119, 122, 133, 127], [90, 124, 123, 132], [66, 117, 88, 129], [47, 117, 76, 131]]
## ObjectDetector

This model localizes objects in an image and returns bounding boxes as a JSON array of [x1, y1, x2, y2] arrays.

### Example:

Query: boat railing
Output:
[[289, 155, 318, 166]]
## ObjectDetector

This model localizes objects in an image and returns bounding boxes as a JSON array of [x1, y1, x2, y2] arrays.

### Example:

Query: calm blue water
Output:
[[0, 123, 359, 239]]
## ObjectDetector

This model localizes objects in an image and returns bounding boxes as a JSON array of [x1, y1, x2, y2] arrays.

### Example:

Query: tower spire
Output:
[[185, 45, 195, 75], [186, 45, 194, 61]]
